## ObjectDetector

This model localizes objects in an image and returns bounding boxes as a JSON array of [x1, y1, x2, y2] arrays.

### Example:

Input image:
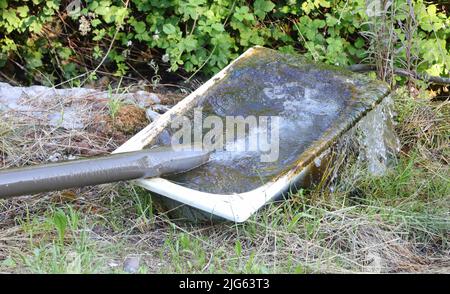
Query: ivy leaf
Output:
[[91, 18, 102, 27], [178, 36, 198, 53], [115, 7, 129, 25], [92, 28, 106, 41], [354, 37, 365, 49], [211, 23, 224, 32], [28, 17, 43, 33], [133, 21, 146, 34], [27, 56, 43, 69], [94, 4, 110, 16], [234, 6, 254, 22], [312, 19, 326, 29], [301, 1, 314, 14], [317, 0, 331, 8], [426, 63, 442, 76], [17, 6, 29, 17], [57, 47, 72, 60], [45, 0, 59, 10], [254, 0, 275, 19], [163, 23, 176, 35], [93, 45, 103, 59], [0, 0, 7, 9], [427, 5, 437, 17], [1, 38, 17, 52], [326, 13, 339, 26], [3, 9, 20, 26]]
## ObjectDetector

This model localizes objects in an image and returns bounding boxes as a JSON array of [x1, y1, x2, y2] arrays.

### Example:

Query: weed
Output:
[[107, 85, 122, 121]]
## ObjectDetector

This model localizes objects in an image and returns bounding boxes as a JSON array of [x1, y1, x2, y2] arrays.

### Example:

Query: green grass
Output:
[[0, 88, 448, 273], [107, 85, 123, 121]]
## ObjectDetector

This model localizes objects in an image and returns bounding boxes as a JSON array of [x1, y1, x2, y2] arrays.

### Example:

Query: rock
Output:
[[147, 92, 161, 105], [123, 256, 140, 273], [67, 154, 78, 161], [152, 104, 171, 113], [134, 91, 161, 108], [0, 82, 32, 112], [145, 109, 161, 121], [47, 153, 62, 162], [48, 108, 85, 130], [0, 83, 95, 117], [0, 82, 165, 133], [115, 91, 161, 108]]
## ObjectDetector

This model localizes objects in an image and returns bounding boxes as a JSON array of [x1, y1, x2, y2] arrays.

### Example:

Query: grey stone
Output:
[[146, 109, 161, 122], [147, 92, 161, 104], [152, 104, 171, 113], [48, 108, 84, 129], [129, 91, 161, 108], [123, 256, 140, 273]]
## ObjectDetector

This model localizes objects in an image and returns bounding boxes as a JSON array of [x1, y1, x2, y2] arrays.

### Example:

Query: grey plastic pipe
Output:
[[0, 148, 210, 199]]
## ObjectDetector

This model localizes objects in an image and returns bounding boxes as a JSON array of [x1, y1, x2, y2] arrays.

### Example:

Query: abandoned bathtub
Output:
[[113, 46, 390, 222]]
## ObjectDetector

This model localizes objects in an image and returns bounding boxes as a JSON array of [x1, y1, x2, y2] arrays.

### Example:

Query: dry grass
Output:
[[0, 86, 448, 273]]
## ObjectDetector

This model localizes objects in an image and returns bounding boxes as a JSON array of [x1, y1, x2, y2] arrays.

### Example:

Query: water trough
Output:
[[113, 46, 391, 222]]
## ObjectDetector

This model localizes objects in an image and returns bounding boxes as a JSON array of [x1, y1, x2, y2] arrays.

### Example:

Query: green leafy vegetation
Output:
[[1, 0, 449, 85]]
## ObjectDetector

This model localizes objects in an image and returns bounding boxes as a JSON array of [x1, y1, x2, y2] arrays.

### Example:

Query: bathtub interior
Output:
[[148, 48, 371, 194]]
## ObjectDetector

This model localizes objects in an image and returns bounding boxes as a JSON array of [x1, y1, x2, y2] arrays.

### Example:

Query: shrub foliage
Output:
[[0, 0, 449, 85]]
